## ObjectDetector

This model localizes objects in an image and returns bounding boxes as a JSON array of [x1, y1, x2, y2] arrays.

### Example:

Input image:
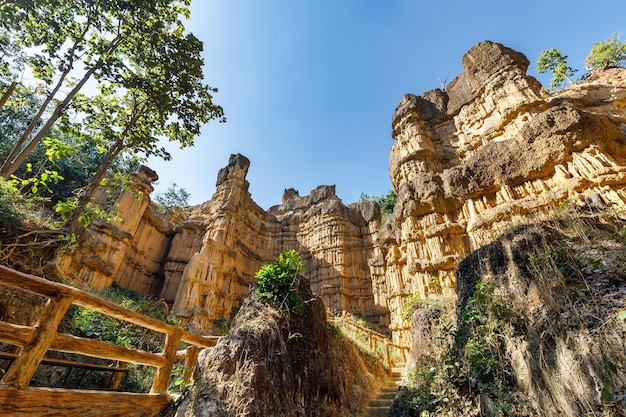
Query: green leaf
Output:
[[607, 361, 618, 375], [602, 380, 614, 402], [618, 310, 626, 322]]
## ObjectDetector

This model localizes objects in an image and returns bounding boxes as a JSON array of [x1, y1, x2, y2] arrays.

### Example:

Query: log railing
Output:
[[0, 264, 219, 394], [328, 313, 410, 376]]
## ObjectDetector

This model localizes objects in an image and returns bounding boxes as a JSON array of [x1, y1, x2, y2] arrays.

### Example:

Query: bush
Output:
[[585, 33, 626, 70], [255, 250, 302, 313], [0, 177, 28, 235], [360, 189, 397, 223]]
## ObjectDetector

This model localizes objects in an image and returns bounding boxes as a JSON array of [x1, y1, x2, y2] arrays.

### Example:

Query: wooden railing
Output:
[[328, 313, 410, 376], [0, 264, 219, 396]]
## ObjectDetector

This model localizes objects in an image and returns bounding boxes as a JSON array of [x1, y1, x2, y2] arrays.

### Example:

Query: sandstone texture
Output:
[[56, 166, 174, 296], [59, 41, 626, 350], [382, 41, 626, 343], [175, 275, 386, 417], [169, 154, 384, 332], [60, 154, 385, 335]]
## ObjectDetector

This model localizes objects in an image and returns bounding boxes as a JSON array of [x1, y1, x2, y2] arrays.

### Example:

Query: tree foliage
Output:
[[0, 177, 29, 235], [255, 250, 302, 314], [0, 0, 224, 230], [585, 33, 626, 70], [536, 48, 577, 90], [360, 189, 397, 223], [154, 182, 191, 217]]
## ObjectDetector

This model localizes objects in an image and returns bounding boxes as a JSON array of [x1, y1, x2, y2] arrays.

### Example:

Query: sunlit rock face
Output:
[[382, 40, 626, 343], [56, 166, 174, 295], [166, 154, 385, 333], [60, 41, 626, 347]]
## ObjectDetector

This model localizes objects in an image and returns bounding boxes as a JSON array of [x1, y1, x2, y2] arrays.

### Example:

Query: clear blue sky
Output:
[[148, 0, 626, 209]]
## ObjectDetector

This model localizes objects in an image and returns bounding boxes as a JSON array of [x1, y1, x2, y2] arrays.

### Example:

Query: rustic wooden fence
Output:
[[328, 313, 410, 375], [0, 264, 219, 416]]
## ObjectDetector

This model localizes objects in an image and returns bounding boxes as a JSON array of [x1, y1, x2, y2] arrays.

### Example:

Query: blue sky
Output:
[[148, 0, 626, 209]]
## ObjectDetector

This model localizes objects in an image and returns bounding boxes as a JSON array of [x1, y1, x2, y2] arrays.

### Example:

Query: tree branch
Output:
[[1, 33, 124, 179], [0, 13, 95, 176]]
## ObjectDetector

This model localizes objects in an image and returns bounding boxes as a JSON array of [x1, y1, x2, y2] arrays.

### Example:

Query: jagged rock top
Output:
[[392, 40, 538, 127], [216, 153, 250, 186]]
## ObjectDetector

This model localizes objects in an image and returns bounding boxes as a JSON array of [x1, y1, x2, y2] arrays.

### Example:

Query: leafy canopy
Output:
[[154, 182, 191, 217], [360, 188, 397, 223], [255, 250, 302, 313], [536, 48, 577, 90], [0, 0, 224, 231], [585, 33, 626, 70], [0, 0, 224, 221]]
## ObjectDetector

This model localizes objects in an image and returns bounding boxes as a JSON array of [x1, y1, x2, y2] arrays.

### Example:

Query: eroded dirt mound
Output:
[[456, 207, 626, 416], [176, 275, 386, 417], [393, 205, 626, 417]]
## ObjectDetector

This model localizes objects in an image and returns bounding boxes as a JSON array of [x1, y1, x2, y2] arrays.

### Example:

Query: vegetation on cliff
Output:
[[255, 250, 303, 314], [537, 33, 626, 90], [360, 189, 397, 223], [391, 203, 626, 417], [0, 0, 223, 232], [177, 266, 387, 417]]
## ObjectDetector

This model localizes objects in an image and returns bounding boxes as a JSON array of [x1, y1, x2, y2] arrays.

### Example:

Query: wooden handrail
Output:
[[0, 264, 220, 394], [328, 314, 410, 376], [0, 351, 129, 390]]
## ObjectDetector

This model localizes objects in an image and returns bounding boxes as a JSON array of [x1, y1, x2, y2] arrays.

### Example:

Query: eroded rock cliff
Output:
[[175, 274, 387, 417], [382, 40, 626, 343], [56, 166, 174, 295], [60, 154, 386, 334], [59, 41, 626, 351], [168, 154, 385, 333]]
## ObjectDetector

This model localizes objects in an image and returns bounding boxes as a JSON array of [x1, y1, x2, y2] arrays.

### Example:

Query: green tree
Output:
[[1, 86, 137, 207], [0, 0, 224, 182], [536, 48, 577, 90], [255, 250, 302, 313], [585, 33, 626, 70], [360, 189, 397, 223], [154, 183, 191, 217], [64, 26, 221, 230]]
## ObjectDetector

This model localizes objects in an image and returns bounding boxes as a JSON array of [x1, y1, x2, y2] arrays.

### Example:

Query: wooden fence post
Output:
[[109, 361, 127, 390], [385, 340, 392, 376], [182, 346, 203, 389], [150, 328, 183, 394], [1, 293, 74, 388]]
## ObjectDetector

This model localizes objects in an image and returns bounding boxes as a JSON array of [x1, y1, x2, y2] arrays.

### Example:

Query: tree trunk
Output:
[[0, 81, 16, 111], [66, 103, 146, 235], [0, 34, 123, 180], [0, 16, 95, 177], [67, 139, 124, 236]]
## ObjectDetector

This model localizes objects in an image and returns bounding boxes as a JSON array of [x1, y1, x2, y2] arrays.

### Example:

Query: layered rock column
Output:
[[56, 166, 173, 295], [169, 154, 272, 331], [58, 41, 626, 348], [167, 155, 385, 333], [381, 41, 626, 344]]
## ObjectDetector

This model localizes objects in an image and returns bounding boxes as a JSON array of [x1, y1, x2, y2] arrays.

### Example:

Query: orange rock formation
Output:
[[60, 41, 626, 344]]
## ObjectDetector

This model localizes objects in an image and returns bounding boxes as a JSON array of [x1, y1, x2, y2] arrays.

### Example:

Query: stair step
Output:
[[366, 406, 390, 417], [369, 398, 393, 407]]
